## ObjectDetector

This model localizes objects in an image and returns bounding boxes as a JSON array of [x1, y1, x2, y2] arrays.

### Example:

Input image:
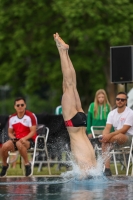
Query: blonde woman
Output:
[[87, 89, 111, 139], [53, 33, 96, 175]]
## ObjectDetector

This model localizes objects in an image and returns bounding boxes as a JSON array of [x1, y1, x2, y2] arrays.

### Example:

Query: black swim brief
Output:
[[65, 112, 87, 127]]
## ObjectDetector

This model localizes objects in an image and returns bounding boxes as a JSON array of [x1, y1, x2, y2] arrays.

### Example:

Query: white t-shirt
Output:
[[107, 106, 133, 135]]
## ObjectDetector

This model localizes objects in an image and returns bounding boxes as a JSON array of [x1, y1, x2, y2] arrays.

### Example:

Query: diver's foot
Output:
[[53, 32, 69, 50]]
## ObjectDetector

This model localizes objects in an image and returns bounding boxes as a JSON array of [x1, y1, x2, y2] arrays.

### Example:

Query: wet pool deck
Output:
[[1, 174, 132, 178]]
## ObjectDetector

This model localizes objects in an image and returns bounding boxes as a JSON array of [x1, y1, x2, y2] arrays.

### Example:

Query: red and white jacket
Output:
[[8, 110, 37, 141]]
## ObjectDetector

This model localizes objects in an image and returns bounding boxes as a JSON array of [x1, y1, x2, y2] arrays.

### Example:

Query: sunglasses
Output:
[[116, 98, 127, 102], [16, 104, 24, 107]]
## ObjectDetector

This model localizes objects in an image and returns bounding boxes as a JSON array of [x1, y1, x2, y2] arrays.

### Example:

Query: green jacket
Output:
[[87, 102, 111, 134]]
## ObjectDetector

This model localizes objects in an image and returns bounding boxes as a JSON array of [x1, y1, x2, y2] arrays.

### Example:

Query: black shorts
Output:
[[11, 139, 35, 151]]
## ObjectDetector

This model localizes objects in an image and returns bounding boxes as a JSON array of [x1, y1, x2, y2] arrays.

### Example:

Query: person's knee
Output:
[[16, 140, 29, 150], [2, 141, 13, 152], [1, 144, 7, 152], [117, 135, 128, 144], [16, 141, 23, 150]]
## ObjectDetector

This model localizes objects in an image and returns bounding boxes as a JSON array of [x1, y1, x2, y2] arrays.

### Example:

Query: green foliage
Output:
[[1, 0, 133, 113], [26, 94, 56, 114], [52, 0, 133, 108], [0, 94, 56, 115]]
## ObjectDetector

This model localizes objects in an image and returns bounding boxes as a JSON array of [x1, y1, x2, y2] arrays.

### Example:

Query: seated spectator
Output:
[[87, 89, 111, 139], [101, 92, 133, 176], [0, 97, 37, 177]]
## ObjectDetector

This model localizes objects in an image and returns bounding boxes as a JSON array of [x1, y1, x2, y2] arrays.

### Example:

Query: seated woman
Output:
[[53, 33, 96, 175]]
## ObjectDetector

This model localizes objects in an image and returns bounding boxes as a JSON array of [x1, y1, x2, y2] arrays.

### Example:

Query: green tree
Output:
[[52, 0, 133, 108], [0, 0, 133, 114], [0, 0, 61, 113]]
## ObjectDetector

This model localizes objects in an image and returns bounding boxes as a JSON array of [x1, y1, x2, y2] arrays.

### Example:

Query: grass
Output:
[[0, 155, 131, 176], [1, 162, 131, 177], [0, 154, 71, 176], [6, 164, 71, 176], [110, 163, 127, 175]]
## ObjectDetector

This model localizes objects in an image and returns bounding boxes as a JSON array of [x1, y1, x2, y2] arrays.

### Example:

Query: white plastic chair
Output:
[[30, 125, 72, 174], [91, 126, 104, 154], [91, 126, 130, 175], [7, 123, 72, 176], [27, 124, 51, 175], [7, 151, 19, 165], [126, 136, 133, 176], [7, 124, 51, 176]]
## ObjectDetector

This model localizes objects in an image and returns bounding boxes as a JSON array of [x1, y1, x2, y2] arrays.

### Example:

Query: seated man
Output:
[[0, 97, 37, 177], [101, 92, 133, 176]]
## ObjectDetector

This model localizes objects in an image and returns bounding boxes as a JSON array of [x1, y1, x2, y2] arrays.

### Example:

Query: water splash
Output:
[[61, 142, 119, 181], [61, 152, 106, 180]]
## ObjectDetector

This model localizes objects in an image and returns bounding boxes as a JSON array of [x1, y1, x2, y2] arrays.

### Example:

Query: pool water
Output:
[[0, 176, 133, 200]]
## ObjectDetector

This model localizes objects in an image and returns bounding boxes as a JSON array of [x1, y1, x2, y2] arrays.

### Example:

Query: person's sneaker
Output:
[[0, 164, 9, 177], [103, 168, 112, 176], [25, 163, 32, 177]]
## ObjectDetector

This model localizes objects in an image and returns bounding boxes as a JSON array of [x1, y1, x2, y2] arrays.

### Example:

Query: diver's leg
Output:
[[53, 33, 83, 112]]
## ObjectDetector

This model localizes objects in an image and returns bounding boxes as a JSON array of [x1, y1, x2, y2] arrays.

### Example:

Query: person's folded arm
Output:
[[102, 124, 112, 135], [23, 125, 37, 140], [102, 124, 113, 142], [102, 124, 131, 143], [109, 124, 131, 137]]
